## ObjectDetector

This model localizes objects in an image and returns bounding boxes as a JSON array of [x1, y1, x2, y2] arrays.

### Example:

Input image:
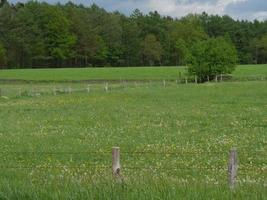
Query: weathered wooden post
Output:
[[228, 148, 238, 189], [112, 147, 121, 177], [68, 86, 72, 93], [195, 75, 198, 84], [105, 82, 109, 92], [53, 87, 57, 95], [18, 88, 22, 97]]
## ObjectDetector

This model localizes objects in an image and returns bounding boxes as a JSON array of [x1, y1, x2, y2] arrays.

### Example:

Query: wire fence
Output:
[[0, 147, 265, 189], [0, 74, 267, 99], [0, 149, 265, 171]]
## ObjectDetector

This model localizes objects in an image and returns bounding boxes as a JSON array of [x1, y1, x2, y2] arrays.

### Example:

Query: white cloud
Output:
[[8, 0, 266, 20], [251, 11, 267, 21], [147, 0, 247, 18]]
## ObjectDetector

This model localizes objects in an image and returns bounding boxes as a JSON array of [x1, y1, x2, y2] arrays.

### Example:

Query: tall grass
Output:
[[0, 81, 266, 199]]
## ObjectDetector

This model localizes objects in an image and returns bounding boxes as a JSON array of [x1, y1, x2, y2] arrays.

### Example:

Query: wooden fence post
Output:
[[112, 147, 121, 177], [53, 87, 57, 95], [105, 82, 109, 92], [18, 88, 22, 97], [195, 75, 198, 84], [68, 86, 72, 93], [228, 148, 238, 189]]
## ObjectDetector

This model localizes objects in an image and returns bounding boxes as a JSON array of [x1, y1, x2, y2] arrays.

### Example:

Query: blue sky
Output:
[[9, 0, 267, 21]]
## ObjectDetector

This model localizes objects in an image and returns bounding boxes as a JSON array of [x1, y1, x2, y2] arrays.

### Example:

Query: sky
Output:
[[9, 0, 267, 21]]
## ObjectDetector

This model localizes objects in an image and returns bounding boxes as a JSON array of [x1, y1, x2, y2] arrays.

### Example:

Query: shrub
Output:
[[187, 37, 237, 82]]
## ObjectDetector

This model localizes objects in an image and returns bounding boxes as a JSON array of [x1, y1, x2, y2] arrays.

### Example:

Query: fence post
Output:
[[18, 88, 22, 97], [53, 87, 57, 95], [112, 147, 121, 177], [105, 82, 109, 92], [185, 78, 188, 84], [228, 148, 238, 189], [68, 86, 72, 94], [195, 75, 198, 84]]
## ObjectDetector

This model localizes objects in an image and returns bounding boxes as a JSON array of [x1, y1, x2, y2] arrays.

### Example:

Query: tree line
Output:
[[0, 0, 267, 69]]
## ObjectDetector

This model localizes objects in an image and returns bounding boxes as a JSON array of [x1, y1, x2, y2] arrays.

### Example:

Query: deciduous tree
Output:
[[187, 37, 238, 82], [142, 34, 163, 66]]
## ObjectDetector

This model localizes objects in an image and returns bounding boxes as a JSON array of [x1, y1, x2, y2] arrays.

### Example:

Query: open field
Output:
[[0, 64, 267, 81], [0, 80, 266, 199]]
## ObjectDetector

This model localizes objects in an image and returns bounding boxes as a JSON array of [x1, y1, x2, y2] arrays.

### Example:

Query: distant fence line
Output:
[[0, 74, 267, 99], [0, 74, 267, 84]]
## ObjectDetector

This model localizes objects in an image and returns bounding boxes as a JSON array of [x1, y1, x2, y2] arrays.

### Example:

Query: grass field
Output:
[[0, 64, 267, 81], [0, 80, 266, 199]]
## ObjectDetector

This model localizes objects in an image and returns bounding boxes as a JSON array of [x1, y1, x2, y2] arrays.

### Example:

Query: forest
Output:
[[0, 0, 267, 69]]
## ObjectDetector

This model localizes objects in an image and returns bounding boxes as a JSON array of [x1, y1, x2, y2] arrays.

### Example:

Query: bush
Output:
[[187, 37, 237, 82]]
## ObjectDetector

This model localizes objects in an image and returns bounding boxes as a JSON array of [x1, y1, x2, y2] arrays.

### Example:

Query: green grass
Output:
[[0, 81, 266, 199], [233, 64, 267, 76], [0, 64, 266, 81], [0, 66, 185, 81]]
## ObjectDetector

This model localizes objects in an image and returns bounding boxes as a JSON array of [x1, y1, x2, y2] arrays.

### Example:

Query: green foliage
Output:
[[41, 4, 76, 62], [250, 34, 267, 64], [175, 39, 189, 65], [187, 37, 238, 82], [142, 34, 163, 66], [0, 41, 6, 67], [0, 2, 267, 68]]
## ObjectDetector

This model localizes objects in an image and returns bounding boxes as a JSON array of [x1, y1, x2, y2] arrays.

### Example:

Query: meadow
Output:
[[0, 66, 266, 199], [0, 81, 266, 199], [0, 64, 267, 81]]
